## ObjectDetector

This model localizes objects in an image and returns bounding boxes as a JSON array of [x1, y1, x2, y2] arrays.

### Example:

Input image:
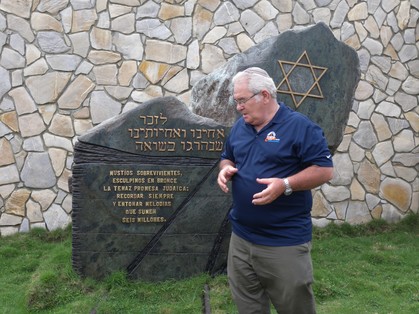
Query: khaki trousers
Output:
[[227, 233, 316, 314]]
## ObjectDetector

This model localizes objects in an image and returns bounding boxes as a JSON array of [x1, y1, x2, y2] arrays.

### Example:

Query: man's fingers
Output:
[[225, 167, 238, 178], [217, 176, 228, 193], [217, 166, 238, 193], [252, 194, 271, 205], [256, 178, 270, 185], [253, 177, 284, 205]]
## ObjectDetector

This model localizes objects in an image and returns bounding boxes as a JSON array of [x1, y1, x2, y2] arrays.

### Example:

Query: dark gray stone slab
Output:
[[190, 22, 360, 153], [72, 97, 231, 281]]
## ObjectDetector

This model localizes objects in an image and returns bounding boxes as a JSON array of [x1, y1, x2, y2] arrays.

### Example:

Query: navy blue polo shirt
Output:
[[221, 103, 333, 246]]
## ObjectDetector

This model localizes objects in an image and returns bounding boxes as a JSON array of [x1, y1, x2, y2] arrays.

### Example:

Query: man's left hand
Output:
[[252, 178, 285, 205]]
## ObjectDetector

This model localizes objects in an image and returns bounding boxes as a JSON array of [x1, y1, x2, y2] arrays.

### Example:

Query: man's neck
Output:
[[254, 103, 280, 132]]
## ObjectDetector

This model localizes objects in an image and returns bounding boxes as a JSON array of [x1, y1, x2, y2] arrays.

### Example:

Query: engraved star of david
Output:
[[276, 51, 328, 108]]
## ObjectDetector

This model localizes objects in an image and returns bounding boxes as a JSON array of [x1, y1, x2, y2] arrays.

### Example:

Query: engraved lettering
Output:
[[159, 113, 167, 125], [217, 129, 225, 139]]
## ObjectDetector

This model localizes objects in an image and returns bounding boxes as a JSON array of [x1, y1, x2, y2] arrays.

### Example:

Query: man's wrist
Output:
[[283, 178, 293, 195]]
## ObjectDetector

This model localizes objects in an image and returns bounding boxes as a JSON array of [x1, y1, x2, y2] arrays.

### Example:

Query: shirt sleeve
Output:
[[299, 120, 333, 168], [221, 133, 234, 162]]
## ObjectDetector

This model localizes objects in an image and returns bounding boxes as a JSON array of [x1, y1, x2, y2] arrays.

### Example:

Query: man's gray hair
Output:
[[232, 67, 277, 98]]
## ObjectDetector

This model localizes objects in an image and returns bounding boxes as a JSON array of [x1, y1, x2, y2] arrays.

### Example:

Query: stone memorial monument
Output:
[[72, 98, 231, 281], [191, 22, 360, 154], [72, 23, 360, 281]]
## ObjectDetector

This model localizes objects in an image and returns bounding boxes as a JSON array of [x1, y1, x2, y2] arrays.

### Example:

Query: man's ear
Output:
[[261, 90, 270, 102]]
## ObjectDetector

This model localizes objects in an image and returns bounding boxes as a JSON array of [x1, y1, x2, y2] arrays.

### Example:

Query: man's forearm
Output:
[[287, 165, 333, 191]]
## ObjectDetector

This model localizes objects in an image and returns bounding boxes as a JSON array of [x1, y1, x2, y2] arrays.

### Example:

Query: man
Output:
[[217, 67, 334, 314]]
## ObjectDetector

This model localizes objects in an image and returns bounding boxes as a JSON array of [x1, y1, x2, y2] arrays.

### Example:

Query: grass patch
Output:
[[0, 214, 417, 313], [311, 214, 419, 313]]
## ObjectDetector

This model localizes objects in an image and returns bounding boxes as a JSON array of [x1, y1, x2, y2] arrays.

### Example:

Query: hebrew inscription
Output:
[[128, 113, 225, 153]]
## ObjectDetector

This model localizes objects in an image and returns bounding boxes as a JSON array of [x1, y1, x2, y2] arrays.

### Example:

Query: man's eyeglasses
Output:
[[233, 92, 260, 105]]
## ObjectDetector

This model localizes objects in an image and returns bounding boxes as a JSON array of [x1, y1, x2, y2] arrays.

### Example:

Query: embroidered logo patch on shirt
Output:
[[265, 131, 280, 143]]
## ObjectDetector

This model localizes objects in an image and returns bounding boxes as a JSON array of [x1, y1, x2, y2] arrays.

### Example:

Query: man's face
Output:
[[233, 80, 265, 127]]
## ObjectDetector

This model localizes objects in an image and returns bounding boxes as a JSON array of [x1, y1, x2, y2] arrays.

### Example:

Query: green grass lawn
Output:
[[0, 214, 417, 313]]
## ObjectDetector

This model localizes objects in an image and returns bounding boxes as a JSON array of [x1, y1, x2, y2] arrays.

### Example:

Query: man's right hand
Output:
[[217, 165, 238, 193]]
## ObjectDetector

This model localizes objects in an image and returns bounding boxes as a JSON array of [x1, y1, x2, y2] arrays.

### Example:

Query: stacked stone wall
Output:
[[0, 0, 417, 235]]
